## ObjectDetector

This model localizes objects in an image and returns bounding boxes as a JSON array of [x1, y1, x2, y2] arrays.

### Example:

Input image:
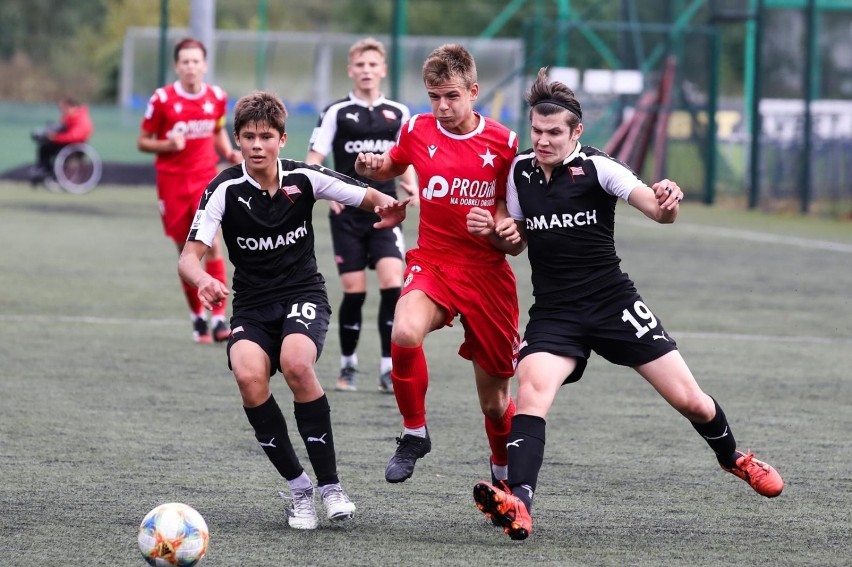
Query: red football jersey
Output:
[[389, 113, 518, 264], [141, 82, 228, 175]]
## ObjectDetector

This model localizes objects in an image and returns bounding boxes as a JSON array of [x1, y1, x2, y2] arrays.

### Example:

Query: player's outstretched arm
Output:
[[178, 241, 230, 310], [355, 152, 409, 181], [628, 178, 683, 224], [356, 187, 409, 229]]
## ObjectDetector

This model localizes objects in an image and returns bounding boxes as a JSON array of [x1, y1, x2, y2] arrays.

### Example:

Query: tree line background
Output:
[[4, 0, 850, 105], [0, 0, 759, 104]]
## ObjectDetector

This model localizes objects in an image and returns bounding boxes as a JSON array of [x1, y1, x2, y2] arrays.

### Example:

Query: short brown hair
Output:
[[349, 37, 386, 61], [173, 37, 207, 62], [422, 44, 477, 89], [233, 91, 288, 136]]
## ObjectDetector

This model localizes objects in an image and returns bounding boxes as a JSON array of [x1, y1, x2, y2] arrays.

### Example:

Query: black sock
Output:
[[378, 287, 400, 358], [339, 292, 366, 357], [244, 394, 304, 481], [294, 395, 339, 486], [506, 414, 546, 512], [691, 397, 738, 468]]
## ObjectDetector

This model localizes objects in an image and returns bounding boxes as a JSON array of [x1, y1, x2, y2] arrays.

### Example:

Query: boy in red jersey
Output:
[[138, 37, 242, 344], [355, 44, 523, 486]]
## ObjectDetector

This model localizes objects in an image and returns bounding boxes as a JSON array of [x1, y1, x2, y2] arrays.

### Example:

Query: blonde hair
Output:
[[349, 37, 386, 62], [422, 44, 477, 89]]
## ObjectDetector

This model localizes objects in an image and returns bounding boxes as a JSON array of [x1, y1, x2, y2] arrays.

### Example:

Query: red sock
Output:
[[390, 342, 429, 429], [485, 397, 515, 466], [205, 257, 228, 317], [181, 279, 203, 316]]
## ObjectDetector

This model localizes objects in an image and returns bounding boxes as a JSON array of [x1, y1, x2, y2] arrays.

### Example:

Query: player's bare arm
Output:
[[215, 127, 243, 165], [356, 187, 409, 229], [178, 240, 231, 310], [466, 206, 527, 255], [137, 130, 185, 153], [355, 151, 409, 181], [628, 178, 683, 223]]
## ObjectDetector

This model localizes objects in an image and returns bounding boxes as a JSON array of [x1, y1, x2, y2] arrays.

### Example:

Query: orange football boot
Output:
[[722, 450, 783, 497], [473, 481, 533, 540]]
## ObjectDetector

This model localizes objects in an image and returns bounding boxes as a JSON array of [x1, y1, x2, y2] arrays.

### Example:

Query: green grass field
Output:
[[1, 181, 851, 566]]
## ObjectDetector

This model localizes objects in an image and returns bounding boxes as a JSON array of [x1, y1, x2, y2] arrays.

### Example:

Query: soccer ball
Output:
[[137, 502, 209, 566]]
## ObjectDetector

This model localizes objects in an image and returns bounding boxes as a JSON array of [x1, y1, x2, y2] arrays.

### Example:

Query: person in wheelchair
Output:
[[30, 97, 94, 184]]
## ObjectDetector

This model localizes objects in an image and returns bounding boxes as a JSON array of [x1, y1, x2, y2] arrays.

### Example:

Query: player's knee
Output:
[[280, 357, 314, 383], [390, 323, 424, 347], [233, 371, 270, 406], [479, 389, 511, 419], [678, 391, 714, 422]]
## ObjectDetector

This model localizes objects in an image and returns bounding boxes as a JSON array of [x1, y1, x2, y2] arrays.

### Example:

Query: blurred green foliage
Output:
[[0, 0, 751, 103]]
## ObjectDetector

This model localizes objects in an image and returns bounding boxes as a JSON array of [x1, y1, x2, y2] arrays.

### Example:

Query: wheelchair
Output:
[[42, 143, 103, 194]]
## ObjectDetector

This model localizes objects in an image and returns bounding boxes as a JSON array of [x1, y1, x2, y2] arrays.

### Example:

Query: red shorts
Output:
[[401, 248, 520, 378], [156, 169, 217, 243]]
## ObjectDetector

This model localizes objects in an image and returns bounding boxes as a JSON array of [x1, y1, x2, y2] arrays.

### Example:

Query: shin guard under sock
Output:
[[244, 395, 303, 481], [390, 341, 429, 428], [378, 288, 400, 358], [485, 397, 515, 467], [294, 395, 339, 486], [506, 413, 546, 512], [691, 397, 738, 468], [339, 292, 366, 357]]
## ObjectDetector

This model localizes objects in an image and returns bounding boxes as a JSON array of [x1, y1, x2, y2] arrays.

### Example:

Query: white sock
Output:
[[491, 462, 508, 482], [403, 426, 427, 438], [380, 357, 393, 375], [288, 471, 313, 492], [341, 354, 358, 369]]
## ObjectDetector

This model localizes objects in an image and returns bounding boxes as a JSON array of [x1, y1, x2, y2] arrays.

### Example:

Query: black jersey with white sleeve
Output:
[[309, 92, 410, 197], [188, 159, 369, 311], [506, 144, 642, 305]]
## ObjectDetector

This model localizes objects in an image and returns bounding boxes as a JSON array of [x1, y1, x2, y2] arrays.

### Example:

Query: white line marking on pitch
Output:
[[622, 217, 852, 253]]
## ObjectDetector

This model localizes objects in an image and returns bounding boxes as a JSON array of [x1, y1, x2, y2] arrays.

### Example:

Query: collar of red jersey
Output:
[[173, 81, 208, 100]]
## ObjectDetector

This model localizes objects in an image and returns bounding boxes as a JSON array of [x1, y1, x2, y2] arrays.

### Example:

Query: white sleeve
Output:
[[189, 185, 226, 246], [589, 155, 642, 201], [506, 156, 524, 220], [300, 167, 368, 208], [308, 106, 339, 157]]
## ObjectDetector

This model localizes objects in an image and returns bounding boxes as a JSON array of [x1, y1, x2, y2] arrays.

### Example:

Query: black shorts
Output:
[[329, 208, 405, 274], [519, 280, 678, 384], [226, 289, 331, 376]]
